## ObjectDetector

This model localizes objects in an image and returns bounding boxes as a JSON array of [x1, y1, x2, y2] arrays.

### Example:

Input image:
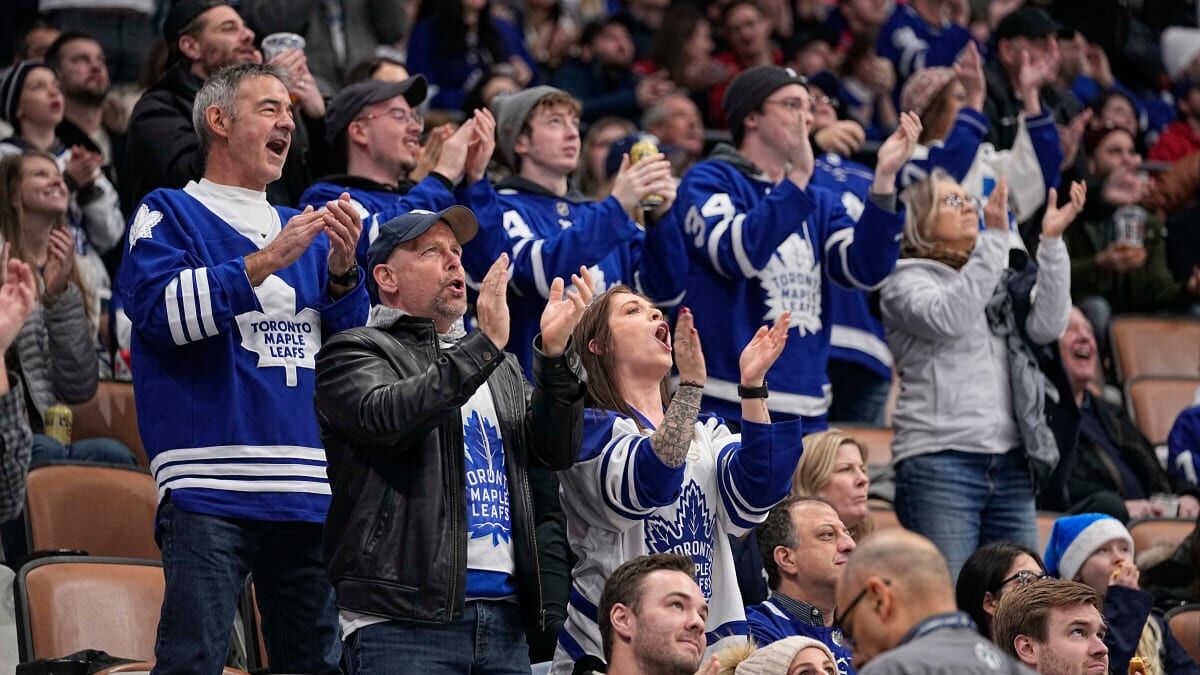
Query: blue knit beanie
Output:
[[1043, 513, 1134, 581]]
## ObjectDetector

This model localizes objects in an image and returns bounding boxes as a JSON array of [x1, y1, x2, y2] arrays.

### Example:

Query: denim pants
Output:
[[31, 433, 137, 465], [894, 448, 1039, 581], [342, 601, 531, 675], [151, 498, 340, 675]]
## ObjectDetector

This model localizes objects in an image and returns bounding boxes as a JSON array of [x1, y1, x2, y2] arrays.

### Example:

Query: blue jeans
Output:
[[151, 498, 340, 675], [894, 449, 1038, 581], [343, 601, 530, 675], [32, 434, 137, 465]]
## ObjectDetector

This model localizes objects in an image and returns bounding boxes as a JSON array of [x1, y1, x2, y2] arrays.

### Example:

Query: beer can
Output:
[[629, 135, 664, 209], [44, 403, 73, 445]]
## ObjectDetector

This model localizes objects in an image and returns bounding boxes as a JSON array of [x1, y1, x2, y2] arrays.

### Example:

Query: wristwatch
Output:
[[738, 380, 769, 399], [328, 264, 359, 287]]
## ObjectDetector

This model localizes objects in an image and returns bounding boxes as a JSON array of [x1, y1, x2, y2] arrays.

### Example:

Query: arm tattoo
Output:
[[649, 384, 702, 468]]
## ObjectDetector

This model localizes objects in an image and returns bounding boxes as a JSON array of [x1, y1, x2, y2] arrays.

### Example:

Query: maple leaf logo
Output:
[[234, 274, 322, 387], [759, 230, 822, 337], [128, 204, 163, 251], [464, 410, 511, 545], [645, 480, 715, 599]]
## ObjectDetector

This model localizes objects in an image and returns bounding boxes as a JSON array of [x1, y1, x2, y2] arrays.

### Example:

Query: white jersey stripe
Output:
[[164, 277, 187, 346], [179, 268, 204, 340], [193, 267, 219, 338]]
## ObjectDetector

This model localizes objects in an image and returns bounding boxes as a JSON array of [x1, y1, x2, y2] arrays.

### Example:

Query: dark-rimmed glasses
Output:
[[994, 570, 1052, 591], [833, 578, 891, 648]]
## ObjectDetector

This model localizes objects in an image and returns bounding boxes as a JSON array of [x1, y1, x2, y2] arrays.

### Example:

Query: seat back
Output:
[[1126, 377, 1200, 445], [70, 382, 147, 467], [26, 464, 159, 560], [1037, 511, 1062, 552], [1167, 604, 1200, 664], [1128, 518, 1195, 555], [840, 426, 894, 467], [1111, 317, 1200, 382], [868, 507, 905, 532], [15, 556, 164, 662]]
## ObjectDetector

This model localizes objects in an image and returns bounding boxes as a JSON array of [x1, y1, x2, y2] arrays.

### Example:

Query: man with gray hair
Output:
[[833, 530, 1036, 674], [641, 93, 705, 175], [118, 62, 367, 674]]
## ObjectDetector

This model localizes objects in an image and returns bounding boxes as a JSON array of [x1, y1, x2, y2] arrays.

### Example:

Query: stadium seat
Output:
[[25, 464, 159, 560], [14, 556, 163, 662], [868, 506, 904, 532], [70, 382, 147, 467], [1129, 517, 1195, 555], [841, 426, 894, 467], [1125, 377, 1200, 445], [1167, 604, 1200, 664], [1110, 317, 1200, 382], [1036, 511, 1062, 552]]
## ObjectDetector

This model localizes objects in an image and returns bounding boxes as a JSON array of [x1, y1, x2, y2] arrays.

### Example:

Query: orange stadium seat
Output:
[[1167, 604, 1200, 664], [1110, 317, 1200, 382], [25, 464, 159, 560], [1129, 517, 1195, 555], [70, 382, 147, 467], [1125, 377, 1200, 445], [840, 426, 894, 467]]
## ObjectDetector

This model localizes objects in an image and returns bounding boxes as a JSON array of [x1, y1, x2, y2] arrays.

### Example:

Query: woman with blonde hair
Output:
[[791, 429, 873, 540]]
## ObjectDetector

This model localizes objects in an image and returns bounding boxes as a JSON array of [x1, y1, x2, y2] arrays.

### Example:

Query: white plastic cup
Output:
[[1113, 205, 1147, 247], [261, 32, 306, 61]]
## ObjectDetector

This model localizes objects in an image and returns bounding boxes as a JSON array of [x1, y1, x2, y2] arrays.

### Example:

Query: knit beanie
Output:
[[899, 67, 956, 116], [734, 636, 837, 675], [1043, 513, 1134, 581], [492, 85, 567, 170], [722, 65, 807, 141], [1162, 27, 1200, 82], [0, 60, 55, 126]]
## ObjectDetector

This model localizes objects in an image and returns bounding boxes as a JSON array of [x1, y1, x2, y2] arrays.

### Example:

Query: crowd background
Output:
[[5, 0, 1200, 673]]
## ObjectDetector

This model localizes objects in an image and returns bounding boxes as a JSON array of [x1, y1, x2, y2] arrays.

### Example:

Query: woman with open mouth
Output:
[[550, 285, 803, 673]]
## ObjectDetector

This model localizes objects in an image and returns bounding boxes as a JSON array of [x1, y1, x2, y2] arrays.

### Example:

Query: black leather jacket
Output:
[[314, 315, 585, 629]]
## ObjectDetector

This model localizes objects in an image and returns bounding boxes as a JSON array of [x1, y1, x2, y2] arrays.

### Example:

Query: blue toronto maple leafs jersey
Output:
[[299, 175, 507, 287], [460, 383, 517, 599], [117, 180, 369, 523], [1168, 399, 1200, 487], [876, 4, 970, 83], [811, 154, 892, 381], [745, 596, 856, 675], [464, 177, 688, 376], [550, 408, 804, 674], [675, 146, 904, 429]]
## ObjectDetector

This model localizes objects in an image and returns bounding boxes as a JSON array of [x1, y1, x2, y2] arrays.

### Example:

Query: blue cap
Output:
[[365, 206, 479, 301]]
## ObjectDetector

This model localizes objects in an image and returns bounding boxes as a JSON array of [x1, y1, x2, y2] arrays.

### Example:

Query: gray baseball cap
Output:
[[325, 75, 428, 143]]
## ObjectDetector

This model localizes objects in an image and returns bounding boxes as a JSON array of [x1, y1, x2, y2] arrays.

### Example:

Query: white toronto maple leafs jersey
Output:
[[675, 146, 904, 430], [116, 180, 368, 523], [551, 408, 804, 674], [460, 383, 517, 599]]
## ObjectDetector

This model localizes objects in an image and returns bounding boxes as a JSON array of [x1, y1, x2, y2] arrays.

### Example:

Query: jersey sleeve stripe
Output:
[[164, 276, 188, 346], [730, 215, 758, 277], [194, 267, 219, 337], [179, 268, 205, 341]]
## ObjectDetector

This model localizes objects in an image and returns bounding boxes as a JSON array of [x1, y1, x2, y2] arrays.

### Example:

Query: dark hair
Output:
[[463, 63, 519, 115], [721, 0, 763, 28], [956, 542, 1047, 638], [416, 0, 506, 65], [570, 285, 670, 430], [839, 30, 879, 78], [651, 5, 707, 86], [13, 18, 57, 63], [599, 553, 696, 661], [756, 496, 832, 590], [992, 579, 1102, 657], [344, 54, 407, 85], [43, 31, 99, 71]]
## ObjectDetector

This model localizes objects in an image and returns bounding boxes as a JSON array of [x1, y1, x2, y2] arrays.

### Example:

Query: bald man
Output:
[[833, 531, 1036, 674]]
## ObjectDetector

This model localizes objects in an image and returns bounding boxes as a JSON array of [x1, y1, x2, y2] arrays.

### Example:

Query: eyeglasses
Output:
[[942, 193, 982, 213], [355, 107, 424, 130], [995, 570, 1052, 591], [833, 578, 890, 649], [813, 94, 836, 108], [762, 98, 812, 115]]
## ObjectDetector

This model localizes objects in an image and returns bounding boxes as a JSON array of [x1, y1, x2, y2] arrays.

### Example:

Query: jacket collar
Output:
[[316, 174, 417, 194], [367, 304, 467, 341], [495, 175, 591, 204], [153, 61, 204, 99]]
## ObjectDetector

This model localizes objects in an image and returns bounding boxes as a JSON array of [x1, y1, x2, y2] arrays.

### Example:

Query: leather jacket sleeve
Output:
[[525, 335, 587, 471], [315, 329, 505, 450]]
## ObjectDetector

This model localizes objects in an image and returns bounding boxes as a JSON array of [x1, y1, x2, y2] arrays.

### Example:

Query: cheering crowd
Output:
[[3, 0, 1200, 673]]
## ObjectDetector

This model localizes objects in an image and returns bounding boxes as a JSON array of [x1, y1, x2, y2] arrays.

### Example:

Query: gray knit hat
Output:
[[734, 636, 837, 675], [492, 85, 566, 169], [722, 65, 806, 140]]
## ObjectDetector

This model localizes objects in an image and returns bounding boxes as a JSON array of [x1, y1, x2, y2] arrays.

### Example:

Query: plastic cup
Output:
[[1112, 205, 1147, 247], [261, 32, 306, 61]]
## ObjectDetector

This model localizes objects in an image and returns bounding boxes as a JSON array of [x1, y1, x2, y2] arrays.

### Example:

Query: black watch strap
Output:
[[737, 380, 768, 399], [329, 264, 359, 286]]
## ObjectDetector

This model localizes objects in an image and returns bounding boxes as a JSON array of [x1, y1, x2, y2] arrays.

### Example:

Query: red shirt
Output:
[[708, 48, 785, 128], [1149, 120, 1200, 164]]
